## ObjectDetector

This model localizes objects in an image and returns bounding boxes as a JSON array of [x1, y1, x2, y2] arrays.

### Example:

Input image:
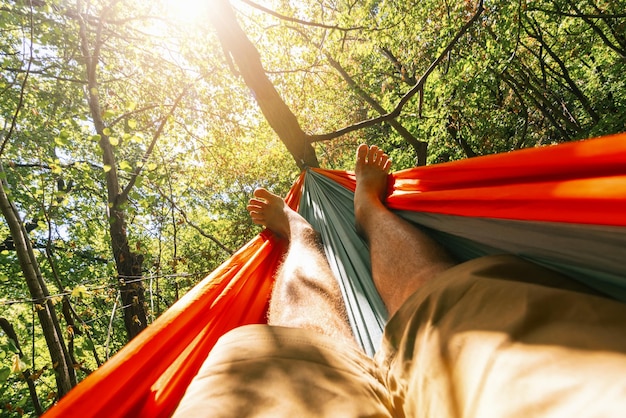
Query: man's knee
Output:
[[173, 325, 393, 417]]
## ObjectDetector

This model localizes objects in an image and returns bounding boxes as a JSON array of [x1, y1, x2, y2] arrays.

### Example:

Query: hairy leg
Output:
[[247, 188, 355, 345], [354, 145, 457, 316]]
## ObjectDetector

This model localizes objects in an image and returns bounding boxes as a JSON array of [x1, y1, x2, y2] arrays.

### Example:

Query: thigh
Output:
[[377, 255, 626, 418], [173, 325, 394, 418]]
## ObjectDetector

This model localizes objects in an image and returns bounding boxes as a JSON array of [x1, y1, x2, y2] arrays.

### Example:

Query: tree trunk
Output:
[[0, 170, 75, 398], [209, 0, 319, 170], [77, 6, 148, 340]]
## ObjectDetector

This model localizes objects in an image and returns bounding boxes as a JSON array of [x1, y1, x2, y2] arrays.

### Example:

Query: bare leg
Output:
[[247, 188, 356, 345], [354, 145, 457, 316]]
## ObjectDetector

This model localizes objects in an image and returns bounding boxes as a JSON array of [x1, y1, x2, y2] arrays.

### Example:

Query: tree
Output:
[[1, 0, 625, 414], [203, 0, 625, 166], [0, 1, 77, 403]]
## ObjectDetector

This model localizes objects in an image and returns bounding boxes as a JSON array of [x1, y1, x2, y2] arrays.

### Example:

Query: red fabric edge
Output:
[[315, 132, 626, 226]]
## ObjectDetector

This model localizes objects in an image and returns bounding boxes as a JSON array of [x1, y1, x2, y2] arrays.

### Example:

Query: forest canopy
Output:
[[0, 0, 624, 414]]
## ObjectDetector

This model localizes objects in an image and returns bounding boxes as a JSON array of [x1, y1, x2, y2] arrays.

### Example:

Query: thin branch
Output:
[[527, 7, 626, 19], [118, 82, 193, 202], [240, 0, 367, 32], [104, 291, 120, 360], [151, 181, 234, 255], [0, 1, 35, 157], [108, 104, 161, 127], [1, 66, 87, 84], [325, 54, 428, 165], [92, 0, 122, 72], [307, 0, 485, 143]]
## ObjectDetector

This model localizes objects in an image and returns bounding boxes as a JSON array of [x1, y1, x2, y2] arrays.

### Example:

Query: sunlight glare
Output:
[[163, 0, 211, 27]]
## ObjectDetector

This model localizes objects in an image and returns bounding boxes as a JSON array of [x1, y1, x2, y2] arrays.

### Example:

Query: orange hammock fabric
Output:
[[44, 132, 626, 418]]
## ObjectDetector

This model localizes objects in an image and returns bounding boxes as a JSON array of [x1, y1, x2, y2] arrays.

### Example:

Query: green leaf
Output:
[[127, 119, 137, 129], [0, 367, 10, 383], [119, 161, 132, 171], [109, 137, 119, 146], [74, 346, 84, 357], [103, 165, 112, 173], [82, 338, 95, 351], [7, 339, 19, 354]]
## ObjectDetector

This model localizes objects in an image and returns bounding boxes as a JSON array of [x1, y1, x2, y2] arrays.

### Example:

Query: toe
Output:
[[383, 158, 392, 172], [367, 145, 379, 163], [253, 188, 283, 204], [247, 203, 261, 213], [378, 153, 389, 168], [250, 214, 265, 225], [356, 144, 368, 164], [253, 188, 271, 199]]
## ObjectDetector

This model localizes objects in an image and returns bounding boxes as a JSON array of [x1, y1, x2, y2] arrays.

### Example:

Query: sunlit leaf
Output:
[[11, 354, 26, 374], [51, 164, 63, 174], [71, 285, 88, 299]]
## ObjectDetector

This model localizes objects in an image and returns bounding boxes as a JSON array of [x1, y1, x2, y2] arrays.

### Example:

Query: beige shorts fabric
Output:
[[173, 255, 626, 417]]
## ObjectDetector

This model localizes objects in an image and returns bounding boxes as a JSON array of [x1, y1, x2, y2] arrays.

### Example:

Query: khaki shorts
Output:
[[173, 255, 626, 417]]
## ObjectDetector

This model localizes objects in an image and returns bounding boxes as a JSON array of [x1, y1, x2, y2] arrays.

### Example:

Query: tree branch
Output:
[[307, 0, 485, 143], [325, 54, 428, 165], [527, 6, 626, 19], [0, 0, 35, 157], [119, 82, 192, 202], [240, 0, 367, 32], [151, 182, 234, 256], [210, 0, 319, 169]]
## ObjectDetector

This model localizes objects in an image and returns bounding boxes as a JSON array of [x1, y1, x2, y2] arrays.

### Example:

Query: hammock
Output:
[[44, 132, 626, 418]]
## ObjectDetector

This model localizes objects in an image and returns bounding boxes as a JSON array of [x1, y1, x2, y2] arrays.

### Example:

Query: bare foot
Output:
[[354, 144, 392, 230], [247, 188, 312, 240]]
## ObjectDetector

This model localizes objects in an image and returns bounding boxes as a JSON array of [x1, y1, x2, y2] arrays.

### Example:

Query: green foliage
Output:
[[239, 0, 625, 166], [1, 0, 625, 414]]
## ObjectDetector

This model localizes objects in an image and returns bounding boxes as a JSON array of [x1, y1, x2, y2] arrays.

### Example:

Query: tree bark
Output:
[[0, 318, 44, 415], [209, 0, 319, 169], [0, 169, 76, 398], [77, 5, 148, 340]]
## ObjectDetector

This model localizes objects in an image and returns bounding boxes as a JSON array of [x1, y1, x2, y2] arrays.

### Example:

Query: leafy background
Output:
[[0, 0, 624, 414]]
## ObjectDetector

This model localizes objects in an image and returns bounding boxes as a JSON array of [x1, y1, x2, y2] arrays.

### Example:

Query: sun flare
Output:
[[162, 0, 211, 26]]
